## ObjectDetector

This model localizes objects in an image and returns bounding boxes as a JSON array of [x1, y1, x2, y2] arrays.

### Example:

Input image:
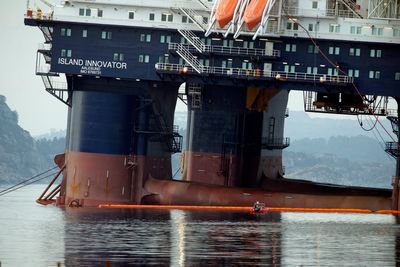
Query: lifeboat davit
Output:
[[215, 0, 239, 28], [243, 0, 269, 30]]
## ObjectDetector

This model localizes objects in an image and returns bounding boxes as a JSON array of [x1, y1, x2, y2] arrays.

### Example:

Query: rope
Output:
[[282, 5, 397, 144], [0, 167, 59, 197]]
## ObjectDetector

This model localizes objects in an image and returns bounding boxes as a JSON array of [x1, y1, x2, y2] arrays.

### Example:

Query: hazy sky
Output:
[[0, 0, 373, 137]]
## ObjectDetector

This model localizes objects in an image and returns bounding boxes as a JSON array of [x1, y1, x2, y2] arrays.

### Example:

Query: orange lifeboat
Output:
[[243, 0, 269, 30], [215, 0, 239, 28]]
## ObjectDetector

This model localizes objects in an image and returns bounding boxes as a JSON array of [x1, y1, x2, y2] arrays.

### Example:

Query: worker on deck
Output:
[[253, 201, 262, 212]]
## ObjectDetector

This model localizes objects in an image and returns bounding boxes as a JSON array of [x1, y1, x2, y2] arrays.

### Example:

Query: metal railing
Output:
[[283, 6, 360, 19], [175, 44, 204, 73], [155, 63, 353, 84], [262, 137, 290, 150], [385, 141, 400, 159], [169, 43, 280, 57], [38, 43, 52, 51], [177, 30, 206, 53], [179, 8, 208, 31]]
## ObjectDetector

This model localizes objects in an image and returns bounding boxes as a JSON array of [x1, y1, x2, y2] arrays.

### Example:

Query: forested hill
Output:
[[0, 95, 64, 184]]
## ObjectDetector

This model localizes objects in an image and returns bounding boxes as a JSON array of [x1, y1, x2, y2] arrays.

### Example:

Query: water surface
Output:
[[0, 185, 399, 266]]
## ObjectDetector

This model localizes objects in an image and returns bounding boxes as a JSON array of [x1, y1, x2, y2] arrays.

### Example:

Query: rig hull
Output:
[[24, 0, 400, 210]]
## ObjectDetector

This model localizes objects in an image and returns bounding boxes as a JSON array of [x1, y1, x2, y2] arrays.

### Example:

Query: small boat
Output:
[[243, 0, 269, 30], [215, 0, 239, 28]]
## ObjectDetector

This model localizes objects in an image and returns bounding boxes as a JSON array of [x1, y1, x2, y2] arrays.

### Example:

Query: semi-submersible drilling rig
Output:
[[26, 0, 400, 209]]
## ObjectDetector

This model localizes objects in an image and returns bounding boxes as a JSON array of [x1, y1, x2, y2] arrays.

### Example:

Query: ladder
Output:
[[179, 8, 208, 32]]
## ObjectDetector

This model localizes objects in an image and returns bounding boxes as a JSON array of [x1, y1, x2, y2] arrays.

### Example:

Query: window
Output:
[[182, 15, 193, 23], [158, 55, 169, 64], [394, 29, 400, 37], [285, 44, 296, 52], [85, 8, 91, 16], [222, 60, 233, 68], [242, 61, 253, 69], [128, 11, 134, 19], [161, 13, 173, 22], [199, 59, 210, 66], [101, 31, 112, 39], [160, 35, 171, 43], [223, 39, 234, 47], [61, 49, 72, 57], [97, 9, 103, 17], [61, 28, 71, 37], [370, 49, 382, 57], [79, 8, 84, 16], [372, 27, 383, 36], [139, 55, 150, 63], [286, 22, 299, 30], [348, 69, 360, 78], [328, 46, 340, 55], [329, 24, 340, 33], [327, 68, 338, 76], [203, 17, 208, 24], [82, 29, 87, 38], [369, 71, 380, 79], [351, 26, 362, 34], [308, 24, 313, 31], [149, 13, 155, 21], [113, 53, 125, 61], [312, 1, 318, 8], [140, 33, 151, 42], [395, 72, 400, 80], [307, 67, 318, 74], [243, 41, 254, 49], [307, 45, 319, 53], [349, 48, 360, 56]]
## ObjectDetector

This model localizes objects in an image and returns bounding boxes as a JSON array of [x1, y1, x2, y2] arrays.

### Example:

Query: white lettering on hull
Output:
[[57, 57, 128, 76]]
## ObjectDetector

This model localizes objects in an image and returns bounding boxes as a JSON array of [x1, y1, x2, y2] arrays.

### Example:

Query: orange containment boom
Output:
[[215, 0, 239, 28], [99, 204, 376, 214], [243, 0, 269, 30]]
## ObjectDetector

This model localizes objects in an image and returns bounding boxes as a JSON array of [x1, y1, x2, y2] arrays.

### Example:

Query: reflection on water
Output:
[[1, 185, 400, 266]]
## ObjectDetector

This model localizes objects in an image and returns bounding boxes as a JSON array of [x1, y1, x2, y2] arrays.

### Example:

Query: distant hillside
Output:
[[285, 111, 392, 140], [34, 129, 66, 140], [0, 96, 64, 185], [287, 135, 392, 164], [283, 151, 394, 189]]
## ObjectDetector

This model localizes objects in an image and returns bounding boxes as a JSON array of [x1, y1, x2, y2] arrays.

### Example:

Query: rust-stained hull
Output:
[[143, 178, 392, 210]]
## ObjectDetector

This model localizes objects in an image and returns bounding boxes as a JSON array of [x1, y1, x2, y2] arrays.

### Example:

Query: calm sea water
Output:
[[0, 184, 400, 266]]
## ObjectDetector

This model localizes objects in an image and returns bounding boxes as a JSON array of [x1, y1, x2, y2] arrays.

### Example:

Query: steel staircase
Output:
[[175, 43, 205, 74], [38, 25, 53, 43], [179, 8, 208, 32], [151, 100, 183, 153], [177, 29, 207, 53], [194, 0, 212, 10], [385, 111, 399, 159], [36, 47, 70, 106]]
